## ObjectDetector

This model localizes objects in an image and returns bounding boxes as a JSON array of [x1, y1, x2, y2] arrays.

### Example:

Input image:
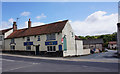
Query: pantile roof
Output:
[[6, 20, 68, 39]]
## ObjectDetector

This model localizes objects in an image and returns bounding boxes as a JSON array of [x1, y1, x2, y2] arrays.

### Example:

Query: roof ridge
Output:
[[16, 20, 68, 31], [6, 19, 68, 39]]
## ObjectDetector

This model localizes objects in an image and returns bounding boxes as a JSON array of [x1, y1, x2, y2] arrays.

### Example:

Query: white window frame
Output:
[[46, 33, 56, 40], [0, 36, 3, 41], [26, 45, 31, 50], [27, 37, 30, 42], [37, 35, 40, 41], [47, 46, 56, 52], [10, 45, 15, 50], [11, 38, 15, 44]]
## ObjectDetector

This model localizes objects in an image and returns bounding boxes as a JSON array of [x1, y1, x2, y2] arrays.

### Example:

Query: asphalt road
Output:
[[1, 52, 119, 72], [70, 50, 118, 59]]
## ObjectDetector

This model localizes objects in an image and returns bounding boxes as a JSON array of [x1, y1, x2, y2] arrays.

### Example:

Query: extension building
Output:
[[117, 23, 120, 52], [0, 28, 13, 50], [83, 39, 103, 52]]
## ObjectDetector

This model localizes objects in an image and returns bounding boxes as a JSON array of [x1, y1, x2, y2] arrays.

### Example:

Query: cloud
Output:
[[8, 18, 14, 23], [70, 11, 118, 36], [21, 11, 30, 16], [36, 13, 46, 20], [0, 18, 14, 30], [32, 22, 45, 27]]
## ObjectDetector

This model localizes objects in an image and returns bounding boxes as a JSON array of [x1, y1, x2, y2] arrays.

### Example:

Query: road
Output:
[[1, 50, 119, 72], [68, 50, 118, 59]]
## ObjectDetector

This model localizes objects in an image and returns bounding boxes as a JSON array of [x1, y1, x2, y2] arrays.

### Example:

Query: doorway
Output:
[[36, 46, 39, 55]]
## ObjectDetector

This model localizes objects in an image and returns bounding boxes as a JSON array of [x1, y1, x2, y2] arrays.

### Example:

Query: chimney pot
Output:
[[28, 18, 31, 28], [13, 21, 17, 31]]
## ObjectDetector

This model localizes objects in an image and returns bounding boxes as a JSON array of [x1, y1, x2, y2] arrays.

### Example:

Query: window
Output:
[[11, 38, 15, 43], [27, 37, 30, 41], [46, 34, 56, 40], [47, 46, 56, 52], [38, 35, 40, 41], [26, 46, 31, 50], [10, 46, 15, 50], [0, 36, 3, 41], [0, 45, 2, 49], [72, 32, 74, 37]]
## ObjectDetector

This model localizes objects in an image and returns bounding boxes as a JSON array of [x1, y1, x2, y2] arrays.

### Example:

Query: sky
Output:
[[1, 2, 118, 36]]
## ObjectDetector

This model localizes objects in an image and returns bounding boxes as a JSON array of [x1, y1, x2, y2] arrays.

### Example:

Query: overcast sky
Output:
[[1, 2, 118, 36]]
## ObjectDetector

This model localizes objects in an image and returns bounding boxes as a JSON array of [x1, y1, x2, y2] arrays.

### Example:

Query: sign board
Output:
[[45, 41, 57, 45], [61, 38, 63, 43], [24, 42, 33, 46]]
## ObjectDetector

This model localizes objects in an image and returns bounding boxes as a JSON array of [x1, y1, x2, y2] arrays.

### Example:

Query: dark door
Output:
[[36, 46, 39, 55]]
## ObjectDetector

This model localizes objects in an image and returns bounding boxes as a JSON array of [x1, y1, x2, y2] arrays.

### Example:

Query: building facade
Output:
[[83, 39, 103, 53], [4, 19, 83, 57], [0, 28, 13, 50], [117, 23, 120, 52]]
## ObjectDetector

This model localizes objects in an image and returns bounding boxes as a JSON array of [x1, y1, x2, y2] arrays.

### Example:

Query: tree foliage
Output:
[[78, 32, 117, 48]]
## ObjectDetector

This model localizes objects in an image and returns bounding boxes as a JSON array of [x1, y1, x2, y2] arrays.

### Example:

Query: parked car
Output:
[[104, 48, 108, 52]]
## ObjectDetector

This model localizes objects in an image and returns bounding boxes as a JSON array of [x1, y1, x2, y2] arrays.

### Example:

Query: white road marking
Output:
[[4, 64, 34, 72], [2, 59, 15, 62], [2, 58, 41, 72], [82, 65, 88, 67], [32, 63, 40, 64]]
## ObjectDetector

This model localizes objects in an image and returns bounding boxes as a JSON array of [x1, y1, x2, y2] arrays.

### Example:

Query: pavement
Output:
[[1, 50, 119, 63], [0, 50, 119, 72]]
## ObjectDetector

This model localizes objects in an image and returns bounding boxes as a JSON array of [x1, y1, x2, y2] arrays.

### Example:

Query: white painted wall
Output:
[[4, 29, 13, 38], [5, 33, 62, 52], [108, 44, 117, 49], [75, 40, 83, 55], [82, 49, 90, 55], [62, 21, 76, 57], [0, 35, 3, 50]]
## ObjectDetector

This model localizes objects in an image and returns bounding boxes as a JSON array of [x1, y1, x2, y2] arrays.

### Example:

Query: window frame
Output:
[[37, 35, 40, 41], [11, 38, 15, 44], [47, 46, 56, 52], [10, 45, 15, 50], [0, 36, 3, 41], [46, 33, 56, 41], [26, 45, 31, 50], [27, 37, 30, 42]]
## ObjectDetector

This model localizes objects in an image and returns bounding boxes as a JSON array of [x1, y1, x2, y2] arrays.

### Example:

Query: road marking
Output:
[[4, 64, 34, 72], [2, 59, 15, 62], [32, 63, 40, 64], [83, 65, 88, 67]]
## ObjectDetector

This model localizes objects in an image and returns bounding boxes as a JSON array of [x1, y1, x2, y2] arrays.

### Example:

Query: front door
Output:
[[36, 46, 39, 55], [63, 37, 67, 51]]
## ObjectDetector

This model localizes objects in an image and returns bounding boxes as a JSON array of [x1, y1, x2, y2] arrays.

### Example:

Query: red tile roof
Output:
[[108, 41, 117, 44], [6, 20, 68, 39], [75, 35, 82, 40], [0, 28, 13, 34]]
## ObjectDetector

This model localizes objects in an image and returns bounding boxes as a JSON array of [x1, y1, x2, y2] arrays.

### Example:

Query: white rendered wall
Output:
[[75, 40, 83, 55], [62, 21, 76, 57], [4, 29, 13, 38], [5, 33, 62, 51], [82, 49, 90, 55]]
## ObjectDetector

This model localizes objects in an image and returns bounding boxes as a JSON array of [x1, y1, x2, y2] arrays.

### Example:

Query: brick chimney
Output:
[[28, 18, 31, 28], [13, 22, 17, 31]]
